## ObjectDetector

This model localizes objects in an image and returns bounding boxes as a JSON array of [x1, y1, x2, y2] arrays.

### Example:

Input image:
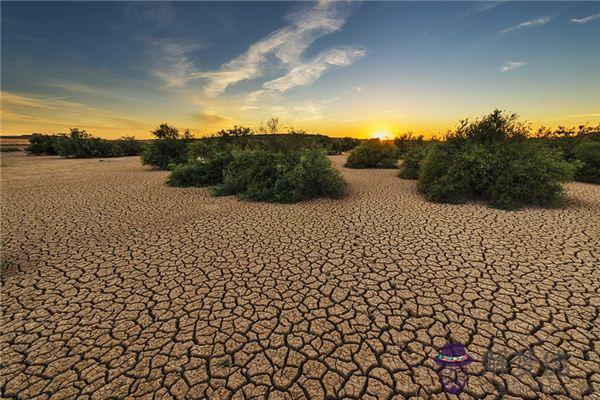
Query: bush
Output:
[[345, 140, 398, 168], [394, 133, 424, 158], [54, 128, 122, 158], [398, 143, 433, 179], [328, 137, 361, 155], [486, 141, 577, 209], [141, 124, 192, 170], [115, 136, 143, 156], [215, 148, 347, 203], [571, 139, 600, 184], [418, 141, 493, 204], [26, 134, 60, 155], [417, 110, 577, 210], [167, 152, 233, 187]]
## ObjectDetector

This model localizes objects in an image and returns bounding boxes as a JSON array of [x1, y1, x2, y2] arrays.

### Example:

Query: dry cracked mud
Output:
[[1, 152, 599, 400]]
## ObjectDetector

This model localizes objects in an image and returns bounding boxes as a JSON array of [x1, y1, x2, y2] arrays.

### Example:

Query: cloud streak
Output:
[[500, 61, 527, 72], [200, 2, 363, 96], [263, 47, 366, 92], [149, 38, 206, 87], [570, 13, 600, 25], [500, 16, 551, 34]]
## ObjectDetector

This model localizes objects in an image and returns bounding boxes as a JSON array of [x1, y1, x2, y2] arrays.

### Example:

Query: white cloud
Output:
[[500, 61, 527, 72], [570, 13, 600, 25], [148, 38, 206, 87], [500, 16, 551, 34], [459, 2, 504, 18], [200, 2, 361, 96], [263, 47, 365, 92], [379, 108, 404, 115]]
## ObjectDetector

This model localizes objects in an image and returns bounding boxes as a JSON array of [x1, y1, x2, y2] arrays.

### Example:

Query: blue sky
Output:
[[2, 1, 599, 138]]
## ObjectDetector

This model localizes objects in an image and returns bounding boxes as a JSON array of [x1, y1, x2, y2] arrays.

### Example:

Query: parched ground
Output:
[[1, 152, 599, 400]]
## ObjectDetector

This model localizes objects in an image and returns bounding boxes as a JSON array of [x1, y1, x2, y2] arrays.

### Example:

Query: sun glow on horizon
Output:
[[370, 131, 393, 140]]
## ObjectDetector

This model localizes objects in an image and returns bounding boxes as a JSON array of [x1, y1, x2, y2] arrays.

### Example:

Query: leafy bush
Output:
[[215, 148, 347, 203], [418, 141, 493, 204], [141, 124, 192, 170], [394, 133, 424, 158], [417, 110, 577, 210], [486, 141, 577, 209], [345, 140, 398, 168], [328, 137, 361, 155], [398, 143, 433, 179], [54, 128, 122, 158], [167, 152, 233, 187], [115, 136, 144, 156], [571, 139, 600, 184], [26, 134, 60, 155]]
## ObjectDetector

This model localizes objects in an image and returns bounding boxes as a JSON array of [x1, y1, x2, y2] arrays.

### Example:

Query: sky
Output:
[[1, 1, 599, 139]]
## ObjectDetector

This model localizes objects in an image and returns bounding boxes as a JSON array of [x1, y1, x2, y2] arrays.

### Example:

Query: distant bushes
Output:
[[534, 128, 600, 184], [141, 124, 192, 169], [116, 136, 144, 156], [26, 134, 60, 155], [415, 110, 577, 210], [214, 148, 347, 202], [345, 140, 398, 168], [26, 130, 143, 158]]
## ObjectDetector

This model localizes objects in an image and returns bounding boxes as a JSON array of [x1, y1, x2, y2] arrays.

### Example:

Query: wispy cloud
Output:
[[263, 47, 365, 92], [459, 1, 504, 18], [500, 61, 527, 72], [200, 2, 362, 97], [379, 108, 403, 115], [570, 13, 600, 25], [500, 16, 551, 34], [125, 3, 176, 27], [1, 91, 151, 135], [147, 37, 207, 87]]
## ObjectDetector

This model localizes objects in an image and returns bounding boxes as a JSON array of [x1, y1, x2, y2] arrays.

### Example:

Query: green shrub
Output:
[[141, 124, 192, 170], [115, 136, 143, 156], [328, 137, 360, 155], [215, 148, 347, 203], [345, 140, 398, 168], [571, 139, 600, 184], [417, 110, 577, 210], [486, 141, 576, 209], [167, 152, 233, 187], [26, 134, 60, 155], [398, 143, 433, 179], [394, 133, 424, 158], [418, 141, 493, 204], [54, 128, 122, 158]]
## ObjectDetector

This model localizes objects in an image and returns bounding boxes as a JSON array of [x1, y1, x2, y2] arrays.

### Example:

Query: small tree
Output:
[[141, 123, 192, 169]]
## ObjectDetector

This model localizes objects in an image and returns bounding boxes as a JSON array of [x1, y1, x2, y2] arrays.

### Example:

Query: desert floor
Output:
[[1, 152, 599, 400]]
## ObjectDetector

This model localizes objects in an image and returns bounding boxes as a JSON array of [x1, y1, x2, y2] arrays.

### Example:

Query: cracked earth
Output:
[[1, 153, 599, 400]]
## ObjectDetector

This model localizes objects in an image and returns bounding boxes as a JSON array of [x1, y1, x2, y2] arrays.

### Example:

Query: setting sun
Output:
[[370, 131, 393, 140]]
